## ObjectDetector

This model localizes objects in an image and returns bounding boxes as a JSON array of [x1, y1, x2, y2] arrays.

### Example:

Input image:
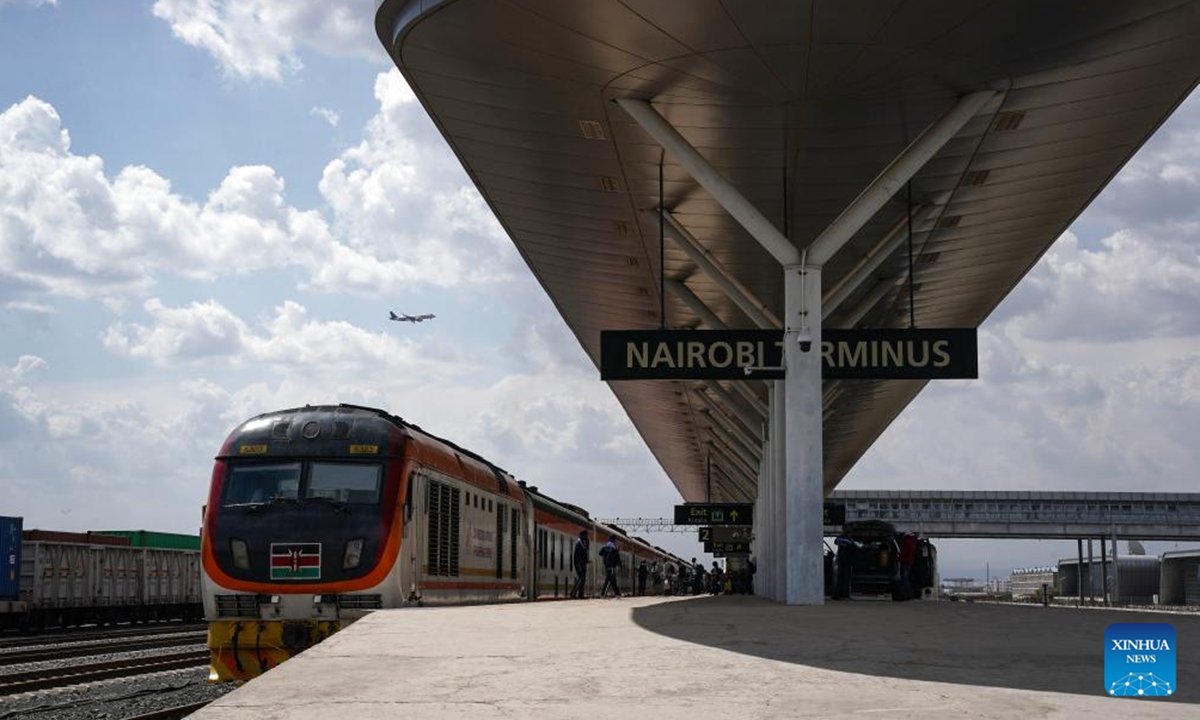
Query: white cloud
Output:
[[0, 81, 519, 309], [151, 0, 381, 81], [101, 297, 476, 378], [0, 0, 56, 9], [997, 230, 1200, 342], [310, 105, 339, 127]]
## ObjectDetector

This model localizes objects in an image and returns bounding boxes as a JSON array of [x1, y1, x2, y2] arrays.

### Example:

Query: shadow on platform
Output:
[[631, 595, 1199, 703]]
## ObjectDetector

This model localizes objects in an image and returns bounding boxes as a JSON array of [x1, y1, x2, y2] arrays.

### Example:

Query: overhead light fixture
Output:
[[991, 111, 1025, 132], [579, 120, 605, 140]]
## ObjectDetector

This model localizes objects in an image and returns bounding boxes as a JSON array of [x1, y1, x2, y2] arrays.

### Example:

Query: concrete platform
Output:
[[193, 596, 1200, 719]]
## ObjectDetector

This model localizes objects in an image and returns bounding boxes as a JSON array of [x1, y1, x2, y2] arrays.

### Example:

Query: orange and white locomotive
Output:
[[202, 404, 679, 681]]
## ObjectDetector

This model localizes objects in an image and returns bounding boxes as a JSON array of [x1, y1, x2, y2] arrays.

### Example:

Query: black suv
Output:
[[842, 520, 901, 596]]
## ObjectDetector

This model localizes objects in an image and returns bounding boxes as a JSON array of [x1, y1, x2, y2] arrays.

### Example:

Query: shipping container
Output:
[[22, 529, 131, 546], [21, 541, 202, 609], [0, 516, 21, 600], [91, 530, 200, 551]]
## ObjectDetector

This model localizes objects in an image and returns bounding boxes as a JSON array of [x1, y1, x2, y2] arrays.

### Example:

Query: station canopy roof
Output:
[[376, 1, 1200, 502]]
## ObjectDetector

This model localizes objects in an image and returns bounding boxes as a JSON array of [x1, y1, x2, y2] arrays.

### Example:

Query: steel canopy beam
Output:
[[660, 211, 781, 329], [666, 279, 771, 418], [822, 207, 936, 319], [617, 98, 800, 268], [806, 91, 997, 268]]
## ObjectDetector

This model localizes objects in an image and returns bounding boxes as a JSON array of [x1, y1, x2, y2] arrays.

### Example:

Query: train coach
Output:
[[0, 519, 202, 631], [202, 404, 679, 682]]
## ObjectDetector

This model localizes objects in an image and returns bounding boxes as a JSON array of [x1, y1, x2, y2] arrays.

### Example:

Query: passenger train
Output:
[[202, 404, 684, 681]]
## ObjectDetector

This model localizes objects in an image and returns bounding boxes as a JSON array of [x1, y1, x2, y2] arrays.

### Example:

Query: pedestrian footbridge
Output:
[[602, 491, 1200, 540]]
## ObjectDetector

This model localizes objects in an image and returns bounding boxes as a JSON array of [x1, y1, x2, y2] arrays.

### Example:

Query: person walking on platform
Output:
[[570, 530, 589, 599], [746, 557, 756, 595], [833, 530, 860, 600], [691, 558, 704, 595], [599, 534, 623, 598], [637, 560, 649, 596]]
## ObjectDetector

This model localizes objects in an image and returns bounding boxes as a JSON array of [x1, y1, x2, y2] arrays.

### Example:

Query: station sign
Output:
[[824, 502, 846, 527], [601, 329, 782, 380], [822, 328, 977, 379], [674, 503, 752, 526], [698, 526, 751, 543], [600, 328, 976, 380], [704, 540, 750, 554]]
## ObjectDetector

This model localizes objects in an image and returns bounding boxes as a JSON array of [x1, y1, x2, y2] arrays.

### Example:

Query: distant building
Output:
[[1159, 550, 1200, 606], [1009, 567, 1057, 600], [1057, 556, 1160, 605], [941, 577, 983, 596]]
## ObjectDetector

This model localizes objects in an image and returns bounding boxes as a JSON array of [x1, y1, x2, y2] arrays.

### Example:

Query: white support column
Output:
[[784, 263, 825, 604], [754, 434, 771, 598], [771, 380, 786, 601]]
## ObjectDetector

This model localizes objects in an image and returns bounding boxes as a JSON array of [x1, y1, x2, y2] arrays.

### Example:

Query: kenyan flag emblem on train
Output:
[[270, 543, 321, 580]]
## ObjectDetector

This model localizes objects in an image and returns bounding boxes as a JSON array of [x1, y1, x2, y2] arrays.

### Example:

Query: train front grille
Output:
[[336, 593, 382, 609], [214, 593, 260, 618]]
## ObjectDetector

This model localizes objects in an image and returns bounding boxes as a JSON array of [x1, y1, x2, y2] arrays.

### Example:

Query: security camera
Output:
[[797, 327, 813, 353]]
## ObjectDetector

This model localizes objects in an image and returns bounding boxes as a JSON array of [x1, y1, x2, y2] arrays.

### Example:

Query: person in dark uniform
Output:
[[833, 530, 860, 600], [570, 530, 589, 599], [599, 534, 623, 598], [637, 561, 649, 596]]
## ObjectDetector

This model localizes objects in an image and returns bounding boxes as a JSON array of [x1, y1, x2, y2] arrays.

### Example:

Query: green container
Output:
[[91, 530, 200, 551]]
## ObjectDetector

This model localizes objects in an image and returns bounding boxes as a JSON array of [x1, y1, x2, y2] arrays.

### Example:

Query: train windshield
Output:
[[223, 463, 301, 506], [306, 463, 383, 505]]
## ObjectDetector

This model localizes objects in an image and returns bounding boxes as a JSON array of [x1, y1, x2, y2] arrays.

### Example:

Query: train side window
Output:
[[488, 499, 493, 513]]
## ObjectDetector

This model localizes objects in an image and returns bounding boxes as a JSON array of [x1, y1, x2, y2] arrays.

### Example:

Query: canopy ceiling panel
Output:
[[378, 0, 1200, 501]]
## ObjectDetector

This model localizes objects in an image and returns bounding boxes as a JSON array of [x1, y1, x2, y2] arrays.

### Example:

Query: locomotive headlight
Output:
[[343, 538, 364, 569], [230, 538, 250, 569]]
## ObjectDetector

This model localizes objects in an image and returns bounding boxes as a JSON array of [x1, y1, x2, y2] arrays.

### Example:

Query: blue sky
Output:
[[2, 0, 1199, 580]]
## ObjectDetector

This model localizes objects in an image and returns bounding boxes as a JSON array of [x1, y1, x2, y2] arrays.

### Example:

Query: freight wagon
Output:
[[0, 523, 203, 630]]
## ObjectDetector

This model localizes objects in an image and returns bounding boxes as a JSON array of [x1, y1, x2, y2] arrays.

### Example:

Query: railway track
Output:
[[0, 631, 208, 666], [0, 622, 207, 650], [0, 649, 210, 696]]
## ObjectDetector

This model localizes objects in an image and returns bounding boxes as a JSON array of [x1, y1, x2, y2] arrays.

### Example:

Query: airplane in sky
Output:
[[389, 311, 436, 323]]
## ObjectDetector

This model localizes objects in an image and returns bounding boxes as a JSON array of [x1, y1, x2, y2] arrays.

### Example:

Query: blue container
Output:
[[0, 516, 21, 600]]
